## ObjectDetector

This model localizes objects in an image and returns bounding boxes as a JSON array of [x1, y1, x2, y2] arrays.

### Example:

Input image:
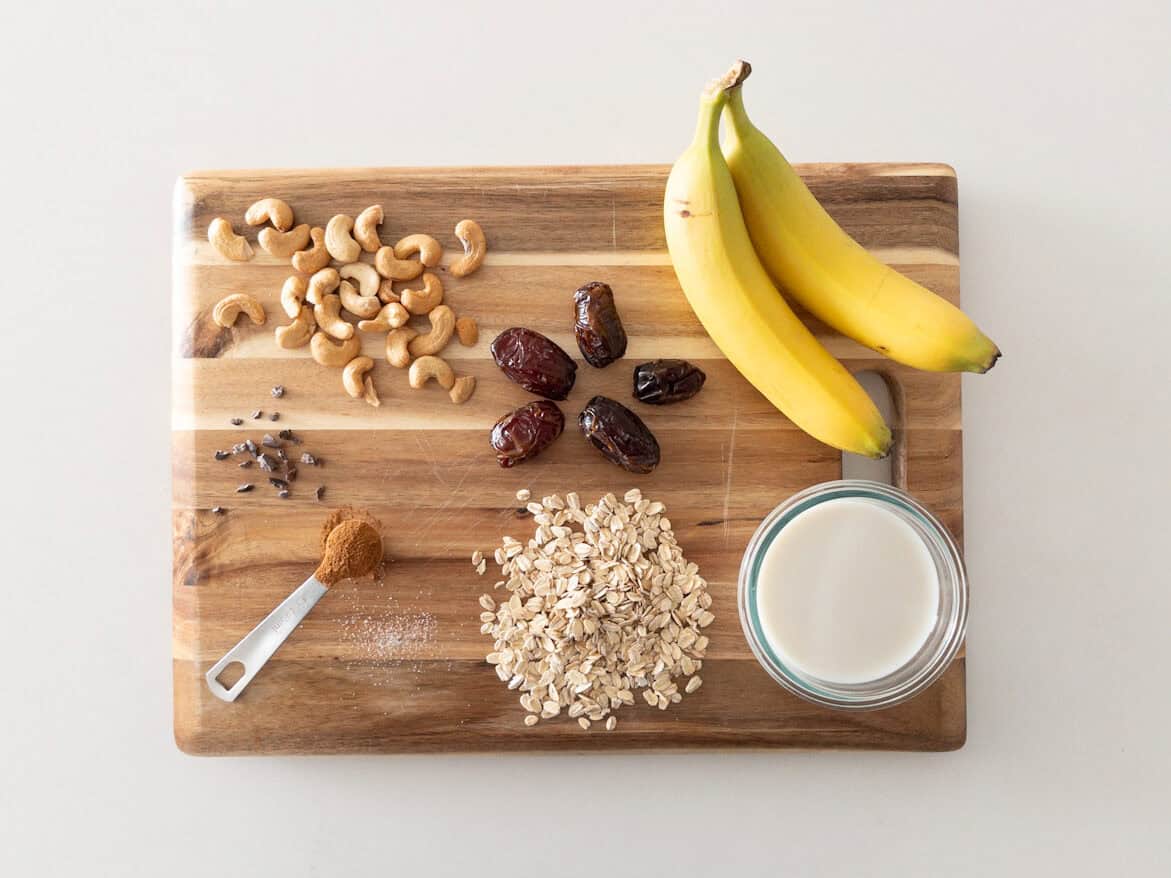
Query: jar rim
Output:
[[737, 479, 968, 711]]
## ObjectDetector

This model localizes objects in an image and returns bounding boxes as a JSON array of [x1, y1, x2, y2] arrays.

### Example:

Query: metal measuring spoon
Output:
[[205, 519, 382, 702]]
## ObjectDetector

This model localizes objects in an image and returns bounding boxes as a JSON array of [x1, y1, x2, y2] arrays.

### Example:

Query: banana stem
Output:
[[724, 85, 752, 141], [693, 62, 752, 148], [719, 59, 752, 91], [692, 88, 726, 149], [716, 61, 754, 145]]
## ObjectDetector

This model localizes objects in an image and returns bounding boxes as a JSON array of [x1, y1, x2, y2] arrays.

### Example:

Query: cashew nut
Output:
[[375, 245, 424, 282], [338, 279, 381, 319], [306, 267, 340, 305], [259, 223, 311, 258], [450, 219, 486, 277], [280, 275, 309, 318], [378, 279, 400, 303], [339, 262, 380, 298], [449, 374, 477, 404], [386, 327, 419, 368], [274, 305, 316, 349], [407, 305, 456, 357], [362, 377, 381, 407], [244, 198, 294, 231], [358, 302, 410, 332], [314, 293, 354, 340], [400, 272, 445, 315], [455, 316, 479, 346], [292, 227, 330, 274], [354, 205, 384, 252], [208, 218, 253, 261], [408, 355, 456, 391], [310, 331, 361, 367], [393, 234, 442, 267], [212, 293, 266, 328], [325, 214, 361, 263], [342, 356, 375, 398]]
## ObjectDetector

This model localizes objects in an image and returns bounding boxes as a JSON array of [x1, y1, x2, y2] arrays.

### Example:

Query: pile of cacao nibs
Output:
[[488, 282, 706, 472], [208, 385, 327, 514]]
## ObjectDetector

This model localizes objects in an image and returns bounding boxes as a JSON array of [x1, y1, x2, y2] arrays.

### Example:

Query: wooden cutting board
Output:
[[173, 163, 966, 754]]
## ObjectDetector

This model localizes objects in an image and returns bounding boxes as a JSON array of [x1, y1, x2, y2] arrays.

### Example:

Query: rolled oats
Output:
[[477, 490, 712, 730]]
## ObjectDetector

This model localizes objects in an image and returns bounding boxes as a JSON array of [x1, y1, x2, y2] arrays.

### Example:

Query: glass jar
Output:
[[737, 480, 968, 710]]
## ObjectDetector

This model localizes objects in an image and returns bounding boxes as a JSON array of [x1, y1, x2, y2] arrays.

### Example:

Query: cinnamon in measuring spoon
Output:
[[315, 518, 383, 585]]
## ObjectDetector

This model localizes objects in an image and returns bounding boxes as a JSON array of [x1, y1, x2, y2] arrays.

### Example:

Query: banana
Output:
[[720, 61, 1000, 373], [664, 74, 891, 459]]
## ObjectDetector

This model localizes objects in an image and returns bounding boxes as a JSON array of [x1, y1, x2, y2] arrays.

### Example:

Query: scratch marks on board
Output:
[[721, 403, 739, 547], [406, 456, 479, 553], [611, 195, 617, 251], [412, 432, 450, 489]]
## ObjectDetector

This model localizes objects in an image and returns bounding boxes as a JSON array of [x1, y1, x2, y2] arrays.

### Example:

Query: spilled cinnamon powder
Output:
[[315, 511, 383, 585]]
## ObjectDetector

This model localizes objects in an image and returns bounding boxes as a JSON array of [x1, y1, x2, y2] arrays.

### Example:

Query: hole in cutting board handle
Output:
[[841, 371, 900, 486], [214, 661, 246, 690]]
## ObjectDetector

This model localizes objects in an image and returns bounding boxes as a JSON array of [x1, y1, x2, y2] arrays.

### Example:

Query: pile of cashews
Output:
[[209, 199, 487, 407]]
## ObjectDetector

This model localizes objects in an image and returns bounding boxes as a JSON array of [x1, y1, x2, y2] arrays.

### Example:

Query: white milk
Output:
[[755, 497, 939, 684]]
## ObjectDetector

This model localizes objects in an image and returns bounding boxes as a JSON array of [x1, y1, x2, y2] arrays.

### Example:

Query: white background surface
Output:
[[2, 1, 1168, 874]]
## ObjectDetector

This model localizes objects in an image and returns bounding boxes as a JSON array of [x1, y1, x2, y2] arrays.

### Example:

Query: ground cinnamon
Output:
[[315, 518, 383, 585]]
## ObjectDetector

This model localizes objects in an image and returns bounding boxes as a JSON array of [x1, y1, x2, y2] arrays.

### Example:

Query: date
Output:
[[573, 281, 627, 368], [633, 359, 706, 405], [490, 400, 565, 468], [578, 395, 660, 474], [490, 327, 577, 400]]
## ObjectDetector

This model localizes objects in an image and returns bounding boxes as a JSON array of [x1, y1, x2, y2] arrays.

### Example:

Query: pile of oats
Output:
[[476, 488, 713, 730]]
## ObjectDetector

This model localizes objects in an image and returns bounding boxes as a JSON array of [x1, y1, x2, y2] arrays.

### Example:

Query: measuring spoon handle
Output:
[[205, 575, 328, 702]]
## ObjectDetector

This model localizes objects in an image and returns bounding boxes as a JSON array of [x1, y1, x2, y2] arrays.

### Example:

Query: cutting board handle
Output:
[[841, 370, 901, 485], [205, 576, 328, 702]]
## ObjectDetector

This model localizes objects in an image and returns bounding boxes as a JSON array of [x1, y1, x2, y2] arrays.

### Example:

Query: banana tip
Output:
[[856, 429, 894, 460], [971, 348, 1002, 373]]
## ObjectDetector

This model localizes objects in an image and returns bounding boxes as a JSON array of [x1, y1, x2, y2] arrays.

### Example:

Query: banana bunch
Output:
[[664, 61, 999, 458]]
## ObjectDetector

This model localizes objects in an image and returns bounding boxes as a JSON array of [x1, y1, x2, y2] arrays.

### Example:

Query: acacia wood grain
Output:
[[173, 163, 967, 754]]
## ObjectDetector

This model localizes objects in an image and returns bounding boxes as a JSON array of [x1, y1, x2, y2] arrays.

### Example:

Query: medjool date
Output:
[[578, 395, 660, 474], [490, 327, 577, 400], [490, 400, 565, 468], [633, 359, 706, 405], [573, 281, 627, 368]]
